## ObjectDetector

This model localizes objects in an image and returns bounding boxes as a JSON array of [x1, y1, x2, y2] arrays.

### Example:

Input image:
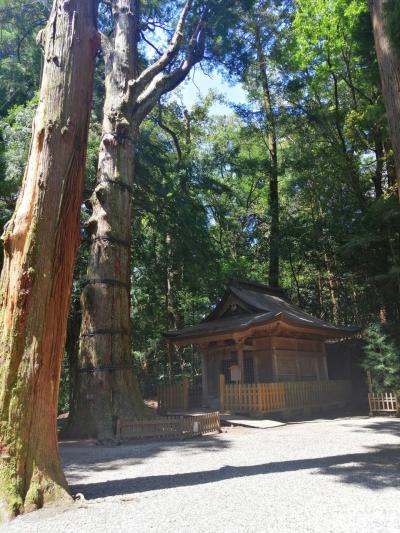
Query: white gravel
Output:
[[2, 416, 400, 533]]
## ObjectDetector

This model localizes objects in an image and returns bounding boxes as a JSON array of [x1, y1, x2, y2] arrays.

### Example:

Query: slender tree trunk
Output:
[[254, 24, 280, 288], [369, 0, 400, 195], [323, 252, 339, 323], [0, 0, 98, 520], [373, 135, 384, 198], [316, 273, 324, 317]]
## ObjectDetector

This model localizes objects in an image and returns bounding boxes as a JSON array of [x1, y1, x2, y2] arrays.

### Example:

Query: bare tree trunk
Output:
[[323, 252, 339, 323], [369, 0, 400, 195], [66, 0, 207, 440], [0, 0, 98, 520], [254, 23, 280, 288]]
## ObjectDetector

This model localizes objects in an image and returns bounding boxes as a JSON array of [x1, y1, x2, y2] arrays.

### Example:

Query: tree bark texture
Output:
[[369, 0, 400, 195], [67, 0, 207, 440], [0, 0, 98, 520], [65, 0, 146, 441], [254, 23, 280, 288]]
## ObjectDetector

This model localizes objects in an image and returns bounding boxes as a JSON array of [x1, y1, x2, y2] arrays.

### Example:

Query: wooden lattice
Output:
[[368, 393, 399, 416], [117, 412, 221, 441], [222, 379, 352, 414]]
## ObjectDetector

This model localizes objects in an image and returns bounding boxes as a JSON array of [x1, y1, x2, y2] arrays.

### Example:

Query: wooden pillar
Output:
[[314, 356, 321, 381], [219, 373, 225, 412], [254, 355, 259, 383], [238, 345, 244, 383], [201, 346, 209, 407], [295, 339, 301, 380], [321, 342, 329, 380], [234, 337, 245, 383], [271, 337, 279, 382]]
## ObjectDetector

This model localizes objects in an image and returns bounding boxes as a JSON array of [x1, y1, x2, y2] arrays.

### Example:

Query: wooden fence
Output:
[[116, 412, 221, 441], [157, 378, 202, 412], [157, 380, 189, 412], [368, 393, 399, 416], [221, 376, 352, 414]]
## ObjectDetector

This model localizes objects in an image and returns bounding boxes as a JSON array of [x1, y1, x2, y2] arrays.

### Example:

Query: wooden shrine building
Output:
[[165, 281, 359, 412]]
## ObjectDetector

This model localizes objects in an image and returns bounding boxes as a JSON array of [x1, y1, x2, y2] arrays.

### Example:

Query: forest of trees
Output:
[[1, 0, 400, 519]]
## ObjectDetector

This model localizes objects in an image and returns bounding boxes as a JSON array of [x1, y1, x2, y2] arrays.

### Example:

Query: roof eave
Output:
[[164, 314, 359, 347]]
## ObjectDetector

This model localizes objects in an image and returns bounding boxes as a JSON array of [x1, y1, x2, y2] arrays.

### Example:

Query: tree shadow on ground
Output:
[[70, 444, 400, 499], [61, 434, 231, 482], [349, 418, 400, 438]]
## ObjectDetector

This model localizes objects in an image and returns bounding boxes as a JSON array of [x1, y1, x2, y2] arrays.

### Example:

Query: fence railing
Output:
[[368, 393, 399, 416], [220, 376, 352, 414], [116, 412, 221, 441]]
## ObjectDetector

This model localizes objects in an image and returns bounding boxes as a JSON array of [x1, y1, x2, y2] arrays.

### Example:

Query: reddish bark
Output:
[[0, 0, 98, 520]]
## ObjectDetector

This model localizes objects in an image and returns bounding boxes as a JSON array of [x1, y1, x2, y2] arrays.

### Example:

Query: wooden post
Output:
[[321, 342, 329, 380], [272, 337, 279, 381], [219, 374, 225, 412], [314, 356, 321, 381], [237, 341, 244, 383], [295, 340, 301, 380], [182, 376, 189, 411], [116, 417, 122, 441], [201, 347, 209, 408], [258, 384, 264, 412], [254, 355, 259, 383]]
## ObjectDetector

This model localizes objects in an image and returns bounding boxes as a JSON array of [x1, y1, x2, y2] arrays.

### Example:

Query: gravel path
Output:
[[2, 416, 400, 532]]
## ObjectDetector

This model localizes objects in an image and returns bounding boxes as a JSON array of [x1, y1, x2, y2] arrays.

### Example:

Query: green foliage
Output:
[[362, 323, 400, 392], [0, 0, 49, 116], [0, 96, 38, 185]]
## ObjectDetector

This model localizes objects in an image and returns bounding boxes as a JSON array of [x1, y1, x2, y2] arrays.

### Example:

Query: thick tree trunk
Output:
[[64, 295, 82, 420], [65, 0, 147, 441], [369, 0, 400, 195], [384, 140, 398, 191], [66, 0, 207, 440], [254, 24, 280, 288], [0, 0, 98, 520]]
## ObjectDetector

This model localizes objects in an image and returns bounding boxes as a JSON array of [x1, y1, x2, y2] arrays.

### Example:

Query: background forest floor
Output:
[[3, 417, 400, 532]]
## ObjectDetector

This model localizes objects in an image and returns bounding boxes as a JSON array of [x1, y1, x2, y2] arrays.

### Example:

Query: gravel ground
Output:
[[2, 416, 400, 533]]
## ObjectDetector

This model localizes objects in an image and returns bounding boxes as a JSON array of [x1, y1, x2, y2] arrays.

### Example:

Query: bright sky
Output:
[[175, 67, 248, 114]]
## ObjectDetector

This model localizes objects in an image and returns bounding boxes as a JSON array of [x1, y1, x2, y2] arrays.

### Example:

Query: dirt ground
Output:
[[2, 416, 400, 532]]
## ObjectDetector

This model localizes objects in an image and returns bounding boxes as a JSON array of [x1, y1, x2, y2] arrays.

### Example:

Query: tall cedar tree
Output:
[[66, 0, 215, 440], [254, 21, 280, 288], [0, 0, 98, 520], [369, 0, 400, 194]]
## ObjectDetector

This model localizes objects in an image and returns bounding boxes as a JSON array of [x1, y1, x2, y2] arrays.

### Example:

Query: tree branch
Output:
[[128, 0, 193, 101], [156, 106, 183, 162], [133, 7, 208, 122]]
